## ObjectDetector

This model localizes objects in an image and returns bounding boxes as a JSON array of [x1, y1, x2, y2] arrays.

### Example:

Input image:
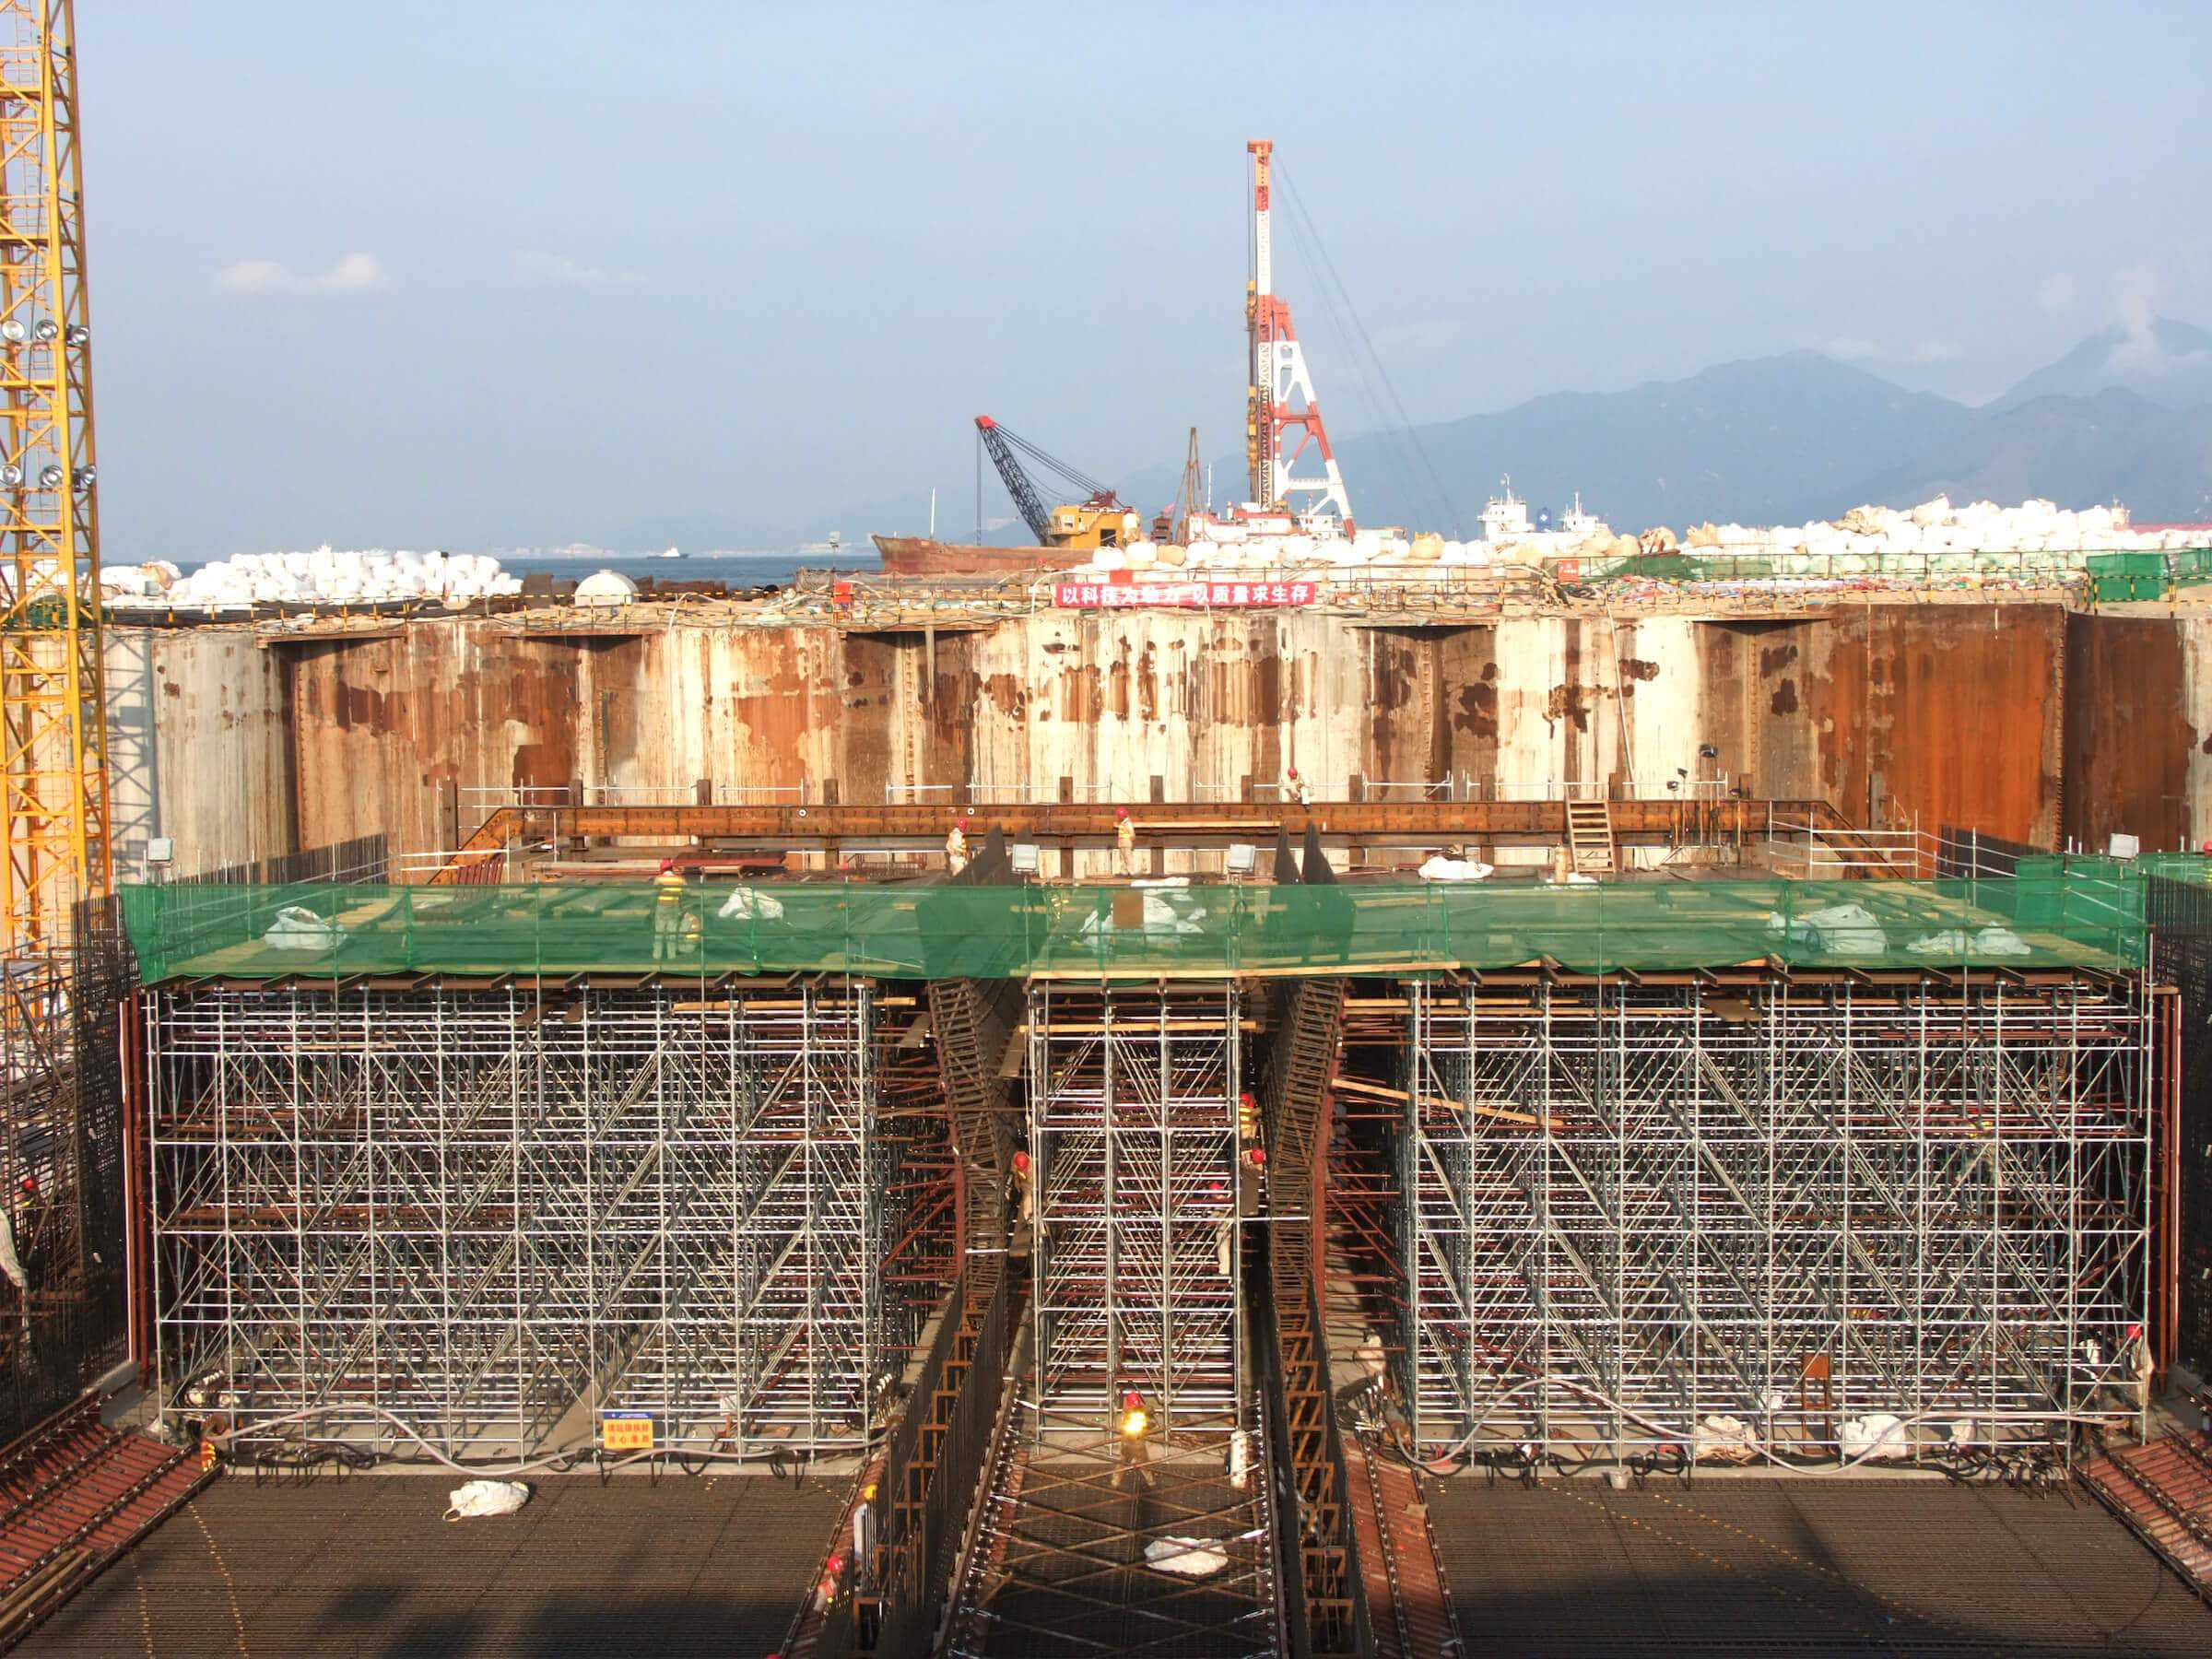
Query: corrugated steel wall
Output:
[[112, 605, 2210, 865]]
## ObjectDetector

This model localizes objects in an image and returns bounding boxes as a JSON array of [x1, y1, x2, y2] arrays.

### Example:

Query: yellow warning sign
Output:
[[600, 1410, 654, 1453]]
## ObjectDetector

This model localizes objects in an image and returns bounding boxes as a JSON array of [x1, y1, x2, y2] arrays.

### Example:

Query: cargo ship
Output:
[[871, 535, 1092, 577]]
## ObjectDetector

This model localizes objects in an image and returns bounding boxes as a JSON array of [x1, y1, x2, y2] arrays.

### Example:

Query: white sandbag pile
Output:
[[110, 546, 522, 612], [1055, 495, 2200, 599], [1641, 498, 2192, 594]]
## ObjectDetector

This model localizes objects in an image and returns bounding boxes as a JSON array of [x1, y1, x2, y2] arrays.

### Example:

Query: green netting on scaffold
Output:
[[118, 872, 2153, 984]]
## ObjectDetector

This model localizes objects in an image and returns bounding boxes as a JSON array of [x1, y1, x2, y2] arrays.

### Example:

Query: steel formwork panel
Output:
[[147, 979, 888, 1459], [1027, 982, 1243, 1439], [1394, 975, 2155, 1465]]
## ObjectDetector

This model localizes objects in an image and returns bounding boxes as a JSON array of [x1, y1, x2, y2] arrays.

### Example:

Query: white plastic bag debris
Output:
[[1143, 1535, 1229, 1577], [1839, 1413, 1910, 1463], [1767, 902, 1884, 954], [444, 1479, 531, 1521], [1694, 1414, 1759, 1463], [1418, 855, 1495, 882], [1130, 877, 1190, 888], [1545, 870, 1598, 886], [1907, 925, 2031, 958], [263, 905, 347, 952], [716, 886, 786, 921]]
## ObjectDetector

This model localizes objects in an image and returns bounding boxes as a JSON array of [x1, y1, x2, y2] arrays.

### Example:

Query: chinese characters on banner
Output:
[[1053, 580, 1319, 608]]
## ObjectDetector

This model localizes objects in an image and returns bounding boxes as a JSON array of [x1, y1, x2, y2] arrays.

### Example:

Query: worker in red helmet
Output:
[[1114, 806, 1135, 876], [1287, 767, 1312, 807]]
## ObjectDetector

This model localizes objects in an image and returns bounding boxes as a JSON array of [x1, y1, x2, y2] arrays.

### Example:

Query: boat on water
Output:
[[872, 535, 1091, 577]]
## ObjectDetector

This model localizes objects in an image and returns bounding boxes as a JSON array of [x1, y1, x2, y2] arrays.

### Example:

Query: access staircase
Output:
[[1564, 798, 1616, 874], [2077, 1430, 2212, 1601]]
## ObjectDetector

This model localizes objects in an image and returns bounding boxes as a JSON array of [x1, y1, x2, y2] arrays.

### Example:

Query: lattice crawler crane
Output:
[[974, 415, 1140, 550]]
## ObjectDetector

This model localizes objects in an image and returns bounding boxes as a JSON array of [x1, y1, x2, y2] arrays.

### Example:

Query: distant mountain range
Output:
[[831, 316, 2212, 546], [1327, 316, 2212, 534]]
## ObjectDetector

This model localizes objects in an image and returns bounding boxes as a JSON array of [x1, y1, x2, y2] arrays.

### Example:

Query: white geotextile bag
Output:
[[1418, 855, 1494, 882], [717, 887, 785, 921], [1143, 1535, 1228, 1577], [1694, 1414, 1759, 1463], [1908, 925, 2031, 959], [445, 1479, 531, 1521], [1839, 1414, 1910, 1463], [263, 905, 347, 952]]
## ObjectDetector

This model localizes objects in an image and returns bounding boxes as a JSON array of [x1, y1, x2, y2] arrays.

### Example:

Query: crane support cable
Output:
[[985, 419, 1116, 501], [1276, 163, 1465, 538]]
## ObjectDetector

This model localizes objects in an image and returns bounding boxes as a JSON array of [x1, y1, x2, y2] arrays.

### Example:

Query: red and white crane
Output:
[[1244, 140, 1353, 530]]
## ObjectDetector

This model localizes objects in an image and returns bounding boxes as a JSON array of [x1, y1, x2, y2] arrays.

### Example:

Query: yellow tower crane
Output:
[[0, 0, 107, 947]]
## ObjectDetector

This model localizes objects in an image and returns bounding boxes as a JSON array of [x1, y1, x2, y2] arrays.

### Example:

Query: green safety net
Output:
[[119, 867, 2159, 983]]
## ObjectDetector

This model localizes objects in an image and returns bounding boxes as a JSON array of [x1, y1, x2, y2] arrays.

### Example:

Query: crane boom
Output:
[[974, 416, 1124, 547], [974, 417, 1055, 544]]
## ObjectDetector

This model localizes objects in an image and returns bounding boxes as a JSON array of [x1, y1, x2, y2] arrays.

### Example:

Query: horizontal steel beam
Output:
[[452, 796, 1829, 865]]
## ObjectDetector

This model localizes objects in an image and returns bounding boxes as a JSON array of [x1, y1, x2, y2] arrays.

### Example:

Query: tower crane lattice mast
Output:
[[0, 0, 107, 946], [1244, 139, 1352, 530]]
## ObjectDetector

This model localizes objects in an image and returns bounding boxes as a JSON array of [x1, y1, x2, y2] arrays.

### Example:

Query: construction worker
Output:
[[1287, 767, 1312, 806], [1009, 1148, 1036, 1257], [1114, 806, 1135, 876], [1114, 1387, 1154, 1493], [1209, 1179, 1235, 1277], [653, 858, 687, 962], [946, 821, 969, 875], [852, 1480, 879, 1588]]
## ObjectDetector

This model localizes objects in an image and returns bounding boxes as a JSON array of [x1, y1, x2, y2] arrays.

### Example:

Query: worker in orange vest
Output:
[[946, 821, 969, 875], [1114, 1386, 1154, 1492]]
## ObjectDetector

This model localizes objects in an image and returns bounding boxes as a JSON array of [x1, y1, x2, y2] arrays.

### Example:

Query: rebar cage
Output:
[[1395, 971, 2155, 1464], [1028, 982, 1244, 1441], [147, 978, 902, 1459]]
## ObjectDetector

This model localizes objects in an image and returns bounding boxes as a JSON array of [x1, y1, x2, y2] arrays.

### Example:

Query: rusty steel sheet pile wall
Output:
[[110, 606, 2212, 867], [105, 628, 293, 877], [2063, 613, 2205, 855]]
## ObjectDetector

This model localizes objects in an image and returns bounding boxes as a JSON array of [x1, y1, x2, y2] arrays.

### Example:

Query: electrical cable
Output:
[[191, 1400, 887, 1479]]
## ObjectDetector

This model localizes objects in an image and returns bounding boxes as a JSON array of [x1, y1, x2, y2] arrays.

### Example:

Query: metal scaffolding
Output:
[[1394, 971, 2155, 1464], [1027, 982, 1244, 1441], [0, 934, 124, 1439], [147, 977, 903, 1459]]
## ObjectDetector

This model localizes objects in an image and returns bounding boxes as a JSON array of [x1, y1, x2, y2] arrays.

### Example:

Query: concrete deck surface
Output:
[[21, 1471, 840, 1657]]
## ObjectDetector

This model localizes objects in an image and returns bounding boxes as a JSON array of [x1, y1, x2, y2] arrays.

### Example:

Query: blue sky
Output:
[[81, 1, 2211, 557]]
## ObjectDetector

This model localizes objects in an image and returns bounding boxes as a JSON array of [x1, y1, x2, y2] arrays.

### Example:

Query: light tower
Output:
[[1244, 139, 1352, 529], [0, 0, 108, 946]]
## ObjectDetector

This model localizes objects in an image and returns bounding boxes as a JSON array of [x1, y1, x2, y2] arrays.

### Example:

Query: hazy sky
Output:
[[82, 1, 2211, 558]]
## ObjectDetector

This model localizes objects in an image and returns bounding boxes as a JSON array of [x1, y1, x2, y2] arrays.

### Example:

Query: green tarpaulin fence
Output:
[[119, 867, 2160, 983]]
